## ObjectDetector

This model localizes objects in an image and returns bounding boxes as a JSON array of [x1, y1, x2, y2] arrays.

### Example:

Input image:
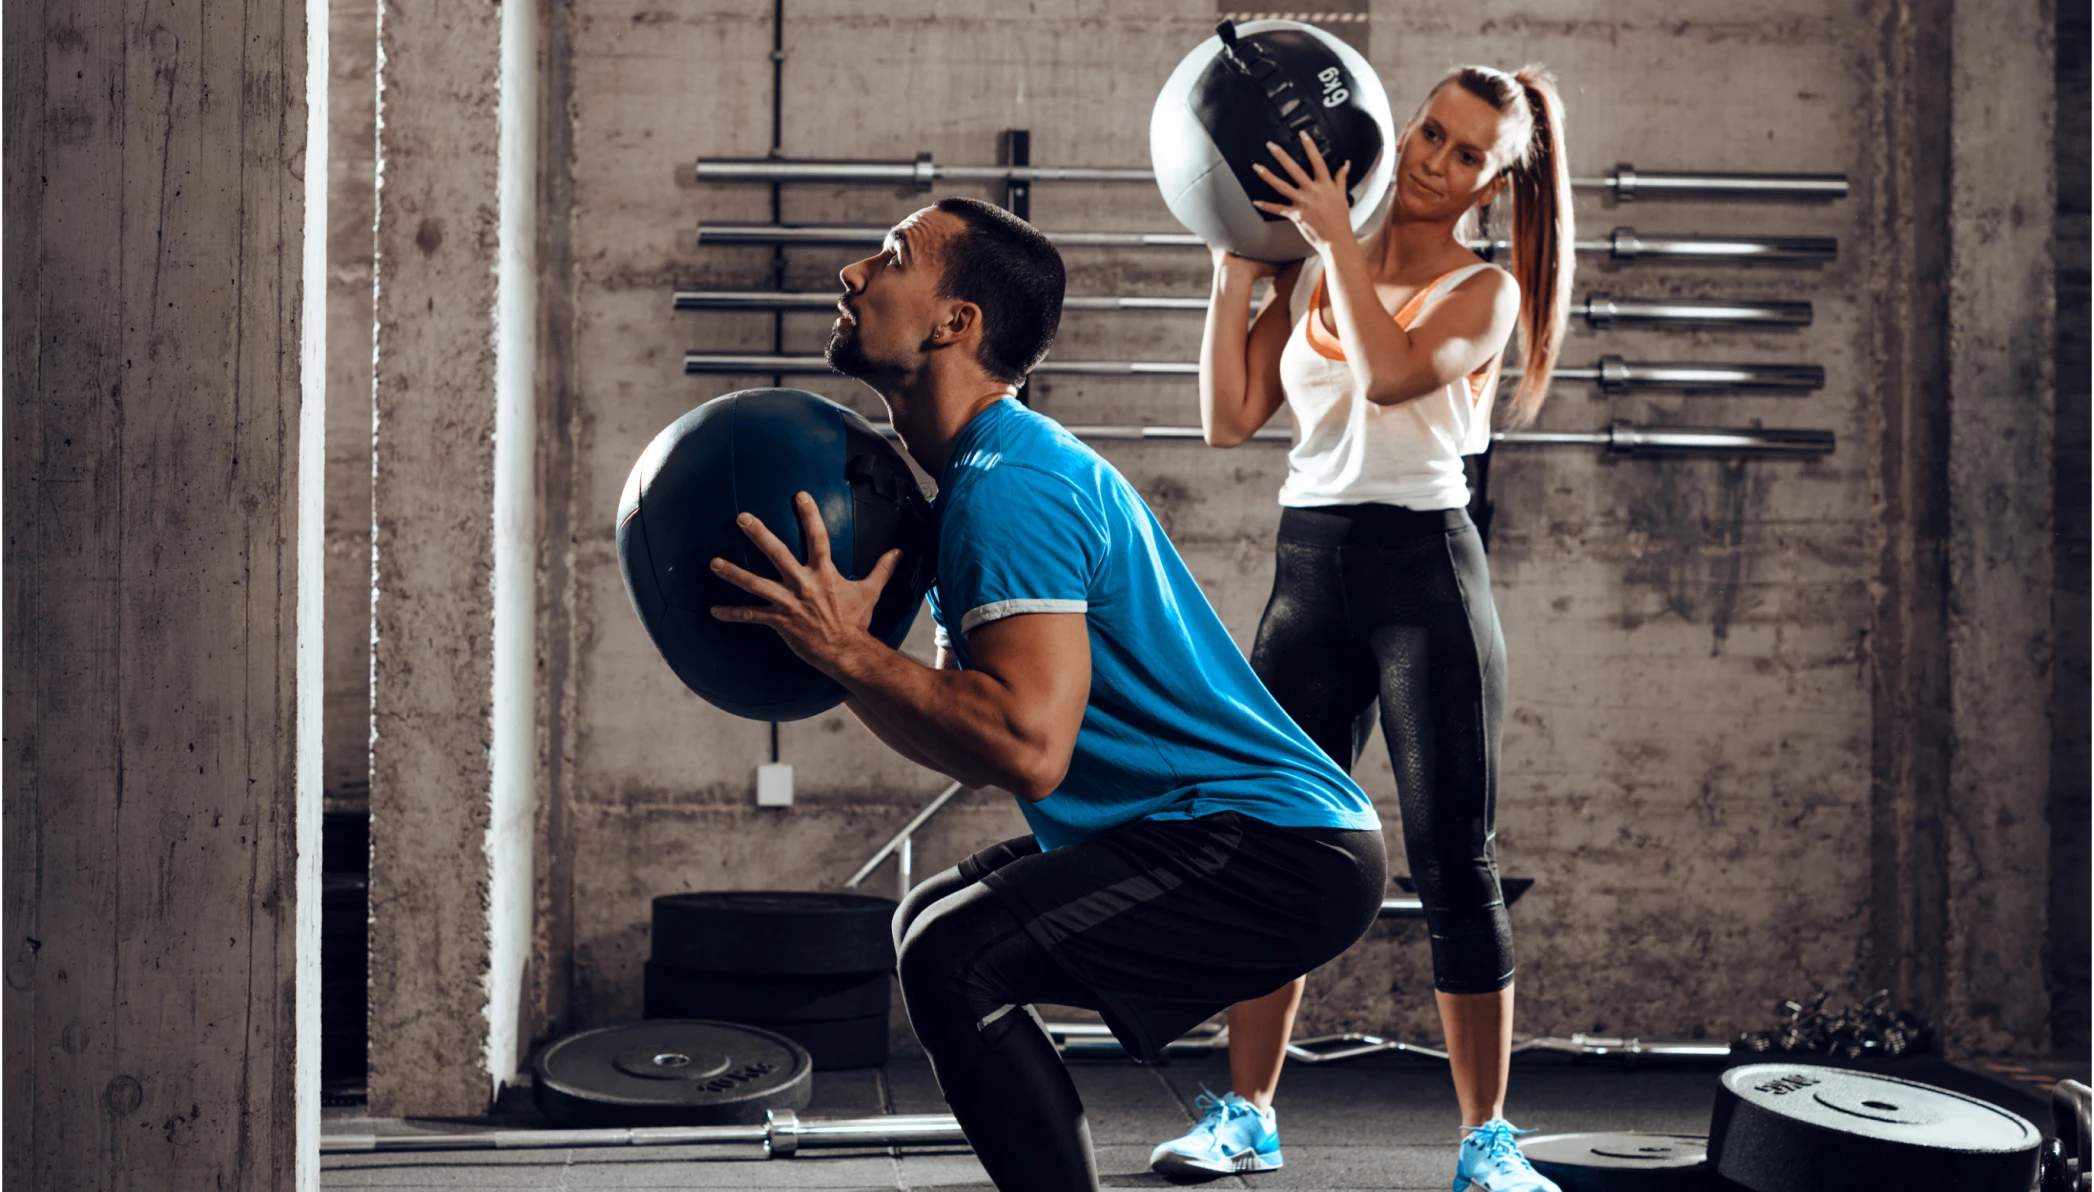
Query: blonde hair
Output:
[[1404, 65, 1574, 428]]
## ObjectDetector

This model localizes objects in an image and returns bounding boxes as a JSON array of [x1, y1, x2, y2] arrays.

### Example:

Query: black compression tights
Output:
[[1250, 504, 1514, 995], [892, 872, 1104, 1192]]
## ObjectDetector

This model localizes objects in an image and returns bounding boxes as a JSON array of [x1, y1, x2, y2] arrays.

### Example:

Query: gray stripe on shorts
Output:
[[1027, 869, 1184, 949]]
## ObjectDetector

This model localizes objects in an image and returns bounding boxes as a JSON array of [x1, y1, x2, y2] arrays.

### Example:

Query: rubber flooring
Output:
[[320, 1051, 2061, 1190]]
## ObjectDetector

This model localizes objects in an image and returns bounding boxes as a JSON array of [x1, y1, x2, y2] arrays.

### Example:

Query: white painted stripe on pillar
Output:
[[297, 0, 330, 1182], [487, 0, 541, 1100]]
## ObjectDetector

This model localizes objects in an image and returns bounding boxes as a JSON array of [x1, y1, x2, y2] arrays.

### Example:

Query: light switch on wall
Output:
[[756, 762, 794, 807]]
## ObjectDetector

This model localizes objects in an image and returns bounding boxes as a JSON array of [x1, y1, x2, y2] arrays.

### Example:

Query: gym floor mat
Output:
[[320, 1052, 2055, 1190]]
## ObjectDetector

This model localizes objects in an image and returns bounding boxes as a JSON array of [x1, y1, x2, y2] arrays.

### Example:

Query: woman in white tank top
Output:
[[1153, 66, 1577, 1191]]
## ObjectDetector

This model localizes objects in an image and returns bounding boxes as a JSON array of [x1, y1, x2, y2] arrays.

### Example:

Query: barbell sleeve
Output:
[[694, 155, 1847, 200]]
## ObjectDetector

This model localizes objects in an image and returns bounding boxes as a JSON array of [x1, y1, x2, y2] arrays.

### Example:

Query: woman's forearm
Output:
[[1199, 265, 1261, 446], [1320, 238, 1422, 403]]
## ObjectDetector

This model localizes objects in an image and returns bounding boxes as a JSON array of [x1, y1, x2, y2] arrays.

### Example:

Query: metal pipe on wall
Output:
[[692, 156, 1849, 201], [681, 352, 1824, 391], [676, 289, 1810, 327], [695, 223, 1837, 263]]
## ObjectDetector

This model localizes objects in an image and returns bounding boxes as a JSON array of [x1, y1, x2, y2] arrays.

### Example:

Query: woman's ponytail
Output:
[[1502, 66, 1573, 428]]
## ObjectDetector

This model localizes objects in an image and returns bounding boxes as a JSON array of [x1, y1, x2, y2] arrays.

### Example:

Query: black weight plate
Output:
[[756, 1014, 890, 1071], [1710, 1062, 2040, 1192], [651, 891, 898, 975], [644, 962, 891, 1022], [1523, 1133, 1718, 1191], [531, 1019, 813, 1128]]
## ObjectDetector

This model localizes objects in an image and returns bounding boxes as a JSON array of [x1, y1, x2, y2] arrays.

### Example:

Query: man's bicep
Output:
[[965, 612, 1091, 723]]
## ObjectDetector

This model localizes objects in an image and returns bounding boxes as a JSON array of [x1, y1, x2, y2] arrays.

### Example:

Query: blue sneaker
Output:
[[1148, 1089, 1283, 1177], [1453, 1119, 1560, 1192]]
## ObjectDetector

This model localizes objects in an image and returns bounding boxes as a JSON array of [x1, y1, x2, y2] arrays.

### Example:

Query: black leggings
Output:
[[892, 873, 1104, 1192], [1250, 503, 1514, 995]]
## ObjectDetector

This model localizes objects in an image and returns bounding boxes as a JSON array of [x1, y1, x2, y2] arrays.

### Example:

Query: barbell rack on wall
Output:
[[692, 155, 1850, 202], [681, 352, 1826, 392], [695, 223, 1838, 264], [674, 288, 1814, 329]]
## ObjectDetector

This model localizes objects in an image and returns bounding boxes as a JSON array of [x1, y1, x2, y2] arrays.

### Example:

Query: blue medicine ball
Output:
[[1150, 19, 1395, 262], [616, 388, 935, 721]]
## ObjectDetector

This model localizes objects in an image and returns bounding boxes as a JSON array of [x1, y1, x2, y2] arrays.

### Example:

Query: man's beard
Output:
[[824, 323, 897, 382]]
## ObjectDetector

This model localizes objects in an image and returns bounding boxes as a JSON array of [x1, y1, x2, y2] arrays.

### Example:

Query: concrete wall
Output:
[[3, 0, 321, 1186], [318, 0, 2070, 1071]]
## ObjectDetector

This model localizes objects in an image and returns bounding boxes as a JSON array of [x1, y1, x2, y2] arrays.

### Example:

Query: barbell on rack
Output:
[[695, 223, 1837, 264], [1007, 422, 1836, 458], [674, 288, 1813, 329], [681, 352, 1825, 392], [1581, 293, 1812, 327], [692, 155, 1849, 201]]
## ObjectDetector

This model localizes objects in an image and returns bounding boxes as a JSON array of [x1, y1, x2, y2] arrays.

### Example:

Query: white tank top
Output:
[[1275, 255, 1507, 510]]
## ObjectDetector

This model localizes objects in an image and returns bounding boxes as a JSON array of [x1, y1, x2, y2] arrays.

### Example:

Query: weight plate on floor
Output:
[[652, 891, 898, 974], [1710, 1063, 2040, 1192], [530, 1019, 813, 1128], [644, 962, 891, 1022], [1522, 1133, 1716, 1190]]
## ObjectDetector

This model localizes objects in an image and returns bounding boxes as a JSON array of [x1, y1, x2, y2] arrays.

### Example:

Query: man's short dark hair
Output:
[[932, 197, 1065, 382]]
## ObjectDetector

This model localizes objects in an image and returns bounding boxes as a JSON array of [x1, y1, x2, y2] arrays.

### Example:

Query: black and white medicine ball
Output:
[[1150, 20, 1395, 262]]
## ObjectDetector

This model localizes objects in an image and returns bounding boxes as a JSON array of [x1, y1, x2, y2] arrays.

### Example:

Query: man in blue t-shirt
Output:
[[709, 197, 1385, 1192]]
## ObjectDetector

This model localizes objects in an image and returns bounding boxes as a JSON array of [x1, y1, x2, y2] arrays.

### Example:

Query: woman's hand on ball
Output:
[[1250, 132, 1353, 253], [709, 492, 903, 673]]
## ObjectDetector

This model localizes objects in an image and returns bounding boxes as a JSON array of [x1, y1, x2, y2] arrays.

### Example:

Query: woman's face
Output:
[[1392, 84, 1514, 223]]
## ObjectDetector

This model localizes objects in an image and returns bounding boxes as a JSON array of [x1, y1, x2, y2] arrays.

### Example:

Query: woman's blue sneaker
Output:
[[1454, 1119, 1561, 1192], [1148, 1089, 1283, 1176]]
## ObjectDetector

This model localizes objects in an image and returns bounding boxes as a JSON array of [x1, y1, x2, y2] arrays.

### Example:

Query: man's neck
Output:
[[874, 359, 1018, 476]]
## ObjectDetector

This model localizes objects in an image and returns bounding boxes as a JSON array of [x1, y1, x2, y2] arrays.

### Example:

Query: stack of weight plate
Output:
[[646, 891, 899, 1070]]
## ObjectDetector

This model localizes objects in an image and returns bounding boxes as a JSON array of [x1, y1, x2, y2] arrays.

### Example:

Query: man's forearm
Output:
[[825, 634, 1056, 799], [845, 695, 952, 776]]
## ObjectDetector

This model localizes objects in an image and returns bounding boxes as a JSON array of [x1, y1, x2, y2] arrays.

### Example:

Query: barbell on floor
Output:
[[681, 351, 1826, 393], [674, 288, 1813, 329], [321, 1108, 965, 1155], [692, 155, 1850, 202], [696, 223, 1838, 263]]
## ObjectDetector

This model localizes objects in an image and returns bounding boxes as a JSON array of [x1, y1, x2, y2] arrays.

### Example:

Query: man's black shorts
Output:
[[960, 810, 1386, 1062]]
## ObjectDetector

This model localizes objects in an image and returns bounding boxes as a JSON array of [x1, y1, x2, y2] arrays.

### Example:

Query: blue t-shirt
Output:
[[926, 398, 1380, 850]]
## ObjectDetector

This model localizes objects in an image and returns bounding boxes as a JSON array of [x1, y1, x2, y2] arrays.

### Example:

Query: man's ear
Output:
[[936, 299, 981, 345]]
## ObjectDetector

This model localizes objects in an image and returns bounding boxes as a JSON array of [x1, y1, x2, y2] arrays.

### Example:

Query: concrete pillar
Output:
[[368, 0, 537, 1115], [1943, 0, 2057, 1053], [327, 0, 379, 809], [2, 0, 323, 1187]]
